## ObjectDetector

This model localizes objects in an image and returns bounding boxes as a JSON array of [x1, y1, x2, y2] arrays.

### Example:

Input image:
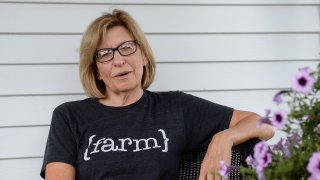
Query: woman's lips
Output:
[[114, 71, 132, 79]]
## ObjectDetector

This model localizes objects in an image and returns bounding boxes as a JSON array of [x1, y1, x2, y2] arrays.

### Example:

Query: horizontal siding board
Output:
[[191, 90, 279, 114], [1, 34, 319, 64], [0, 126, 49, 159], [0, 64, 84, 95], [152, 61, 319, 91], [0, 61, 318, 95], [0, 158, 43, 180], [0, 95, 86, 127], [0, 35, 81, 64], [150, 34, 320, 62], [1, 0, 320, 5], [0, 90, 279, 127], [1, 4, 319, 33]]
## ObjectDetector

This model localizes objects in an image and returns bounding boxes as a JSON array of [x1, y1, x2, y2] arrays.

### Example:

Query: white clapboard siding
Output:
[[0, 158, 43, 180], [0, 61, 318, 95], [1, 34, 319, 64], [153, 61, 318, 91], [0, 1, 319, 179], [0, 95, 85, 127], [1, 4, 319, 33], [0, 127, 49, 159], [1, 0, 320, 4], [0, 90, 280, 127]]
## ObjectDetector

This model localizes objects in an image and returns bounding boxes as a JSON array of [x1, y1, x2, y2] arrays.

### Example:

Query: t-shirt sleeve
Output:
[[40, 104, 78, 179], [179, 91, 234, 152]]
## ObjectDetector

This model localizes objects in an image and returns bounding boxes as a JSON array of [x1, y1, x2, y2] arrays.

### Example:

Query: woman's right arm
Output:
[[45, 162, 76, 180]]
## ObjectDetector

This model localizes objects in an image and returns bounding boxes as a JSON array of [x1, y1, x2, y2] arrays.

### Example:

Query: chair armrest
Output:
[[178, 138, 260, 180]]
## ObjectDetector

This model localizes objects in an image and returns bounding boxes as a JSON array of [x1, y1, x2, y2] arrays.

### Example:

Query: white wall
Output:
[[0, 0, 319, 179]]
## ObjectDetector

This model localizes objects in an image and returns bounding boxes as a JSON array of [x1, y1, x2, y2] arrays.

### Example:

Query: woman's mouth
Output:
[[114, 71, 131, 79]]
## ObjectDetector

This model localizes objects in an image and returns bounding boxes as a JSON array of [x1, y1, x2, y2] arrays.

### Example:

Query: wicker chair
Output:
[[178, 138, 260, 180]]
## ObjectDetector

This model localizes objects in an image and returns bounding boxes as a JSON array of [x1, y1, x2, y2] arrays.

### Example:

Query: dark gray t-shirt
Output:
[[40, 91, 233, 180]]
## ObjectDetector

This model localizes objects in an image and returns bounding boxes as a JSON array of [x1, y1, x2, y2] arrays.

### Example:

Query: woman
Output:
[[41, 9, 274, 180]]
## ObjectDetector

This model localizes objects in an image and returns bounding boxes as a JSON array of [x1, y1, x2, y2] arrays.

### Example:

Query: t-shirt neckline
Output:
[[89, 91, 147, 112]]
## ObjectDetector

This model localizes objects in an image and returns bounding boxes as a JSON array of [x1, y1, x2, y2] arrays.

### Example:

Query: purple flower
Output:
[[300, 67, 312, 72], [218, 161, 238, 179], [248, 141, 273, 176], [271, 109, 288, 129], [272, 138, 284, 152], [256, 153, 272, 172], [307, 152, 320, 180], [246, 155, 255, 166], [252, 141, 272, 172], [254, 141, 269, 159], [257, 109, 272, 128], [288, 132, 301, 144], [257, 171, 266, 180], [219, 160, 228, 179], [273, 90, 288, 105], [246, 155, 260, 170], [309, 176, 320, 180], [283, 138, 292, 158], [283, 146, 291, 158], [291, 67, 315, 94]]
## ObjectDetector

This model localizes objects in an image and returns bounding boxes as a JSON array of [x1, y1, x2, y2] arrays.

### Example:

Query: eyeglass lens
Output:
[[95, 41, 137, 62]]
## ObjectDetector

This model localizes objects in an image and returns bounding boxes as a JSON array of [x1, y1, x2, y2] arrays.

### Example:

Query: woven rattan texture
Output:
[[178, 138, 260, 180]]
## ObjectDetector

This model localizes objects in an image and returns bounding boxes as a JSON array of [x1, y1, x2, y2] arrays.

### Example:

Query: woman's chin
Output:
[[114, 84, 141, 93]]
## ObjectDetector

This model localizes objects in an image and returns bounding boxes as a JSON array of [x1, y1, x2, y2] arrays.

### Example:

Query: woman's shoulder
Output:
[[146, 90, 217, 106], [145, 90, 184, 101], [145, 90, 181, 97], [145, 91, 196, 108]]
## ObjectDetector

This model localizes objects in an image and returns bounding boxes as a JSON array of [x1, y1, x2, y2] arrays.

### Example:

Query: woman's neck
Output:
[[99, 88, 144, 107]]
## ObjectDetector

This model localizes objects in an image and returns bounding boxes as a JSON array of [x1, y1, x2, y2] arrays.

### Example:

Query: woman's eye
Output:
[[103, 52, 112, 56], [101, 51, 113, 59], [121, 45, 131, 49]]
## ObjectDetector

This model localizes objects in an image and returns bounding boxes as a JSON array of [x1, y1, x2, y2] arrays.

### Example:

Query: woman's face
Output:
[[96, 26, 147, 96]]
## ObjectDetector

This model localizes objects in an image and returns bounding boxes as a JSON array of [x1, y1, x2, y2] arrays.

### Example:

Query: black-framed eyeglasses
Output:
[[94, 40, 138, 63]]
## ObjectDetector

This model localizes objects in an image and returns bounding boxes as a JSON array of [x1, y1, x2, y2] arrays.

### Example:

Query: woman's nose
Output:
[[112, 50, 126, 66]]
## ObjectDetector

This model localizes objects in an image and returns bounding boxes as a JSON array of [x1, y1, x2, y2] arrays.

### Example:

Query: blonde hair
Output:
[[79, 9, 156, 98]]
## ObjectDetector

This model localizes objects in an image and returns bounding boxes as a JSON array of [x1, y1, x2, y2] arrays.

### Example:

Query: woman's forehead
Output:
[[99, 26, 134, 48]]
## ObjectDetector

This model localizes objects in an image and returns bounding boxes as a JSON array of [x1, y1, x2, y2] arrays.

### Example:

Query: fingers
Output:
[[198, 172, 205, 180], [207, 173, 214, 180], [198, 166, 207, 180], [198, 172, 215, 180], [199, 158, 216, 180]]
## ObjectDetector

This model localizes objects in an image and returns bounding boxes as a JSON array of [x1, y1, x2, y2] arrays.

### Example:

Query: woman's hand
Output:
[[198, 131, 233, 180], [198, 110, 274, 180]]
